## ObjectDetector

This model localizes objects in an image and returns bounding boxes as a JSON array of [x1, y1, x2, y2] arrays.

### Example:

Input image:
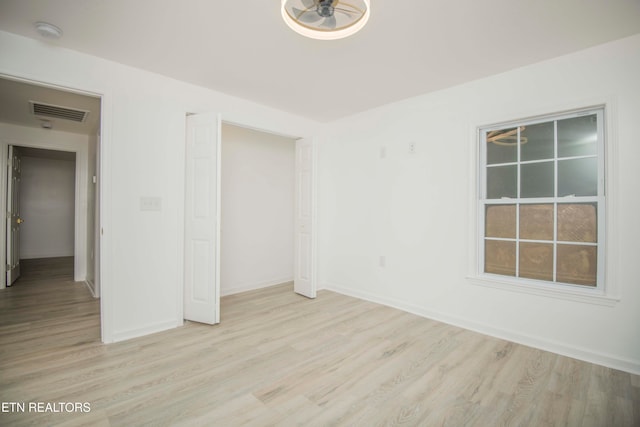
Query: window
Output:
[[479, 108, 605, 291]]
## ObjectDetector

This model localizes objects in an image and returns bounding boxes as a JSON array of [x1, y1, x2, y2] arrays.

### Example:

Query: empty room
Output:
[[0, 1, 639, 426]]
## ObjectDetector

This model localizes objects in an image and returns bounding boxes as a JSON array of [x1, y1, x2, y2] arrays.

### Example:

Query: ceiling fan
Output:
[[282, 0, 370, 39], [291, 0, 362, 29], [487, 127, 528, 146]]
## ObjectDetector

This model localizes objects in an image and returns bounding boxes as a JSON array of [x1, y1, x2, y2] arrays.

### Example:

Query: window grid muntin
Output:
[[553, 120, 558, 282], [514, 126, 521, 276], [485, 236, 598, 245], [480, 108, 604, 289], [486, 154, 597, 169]]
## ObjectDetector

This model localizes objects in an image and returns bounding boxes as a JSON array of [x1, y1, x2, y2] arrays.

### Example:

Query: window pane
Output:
[[487, 165, 516, 199], [520, 161, 554, 198], [558, 157, 597, 197], [520, 204, 554, 240], [485, 240, 516, 276], [557, 203, 597, 243], [519, 242, 553, 281], [521, 122, 554, 162], [556, 244, 597, 286], [487, 127, 518, 165], [481, 108, 603, 290], [486, 205, 516, 238], [557, 115, 598, 158]]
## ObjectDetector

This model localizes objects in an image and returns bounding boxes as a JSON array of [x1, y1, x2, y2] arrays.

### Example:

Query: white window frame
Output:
[[470, 106, 619, 306]]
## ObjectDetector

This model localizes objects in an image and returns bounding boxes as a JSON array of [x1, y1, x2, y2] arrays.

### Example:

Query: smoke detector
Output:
[[34, 22, 63, 39]]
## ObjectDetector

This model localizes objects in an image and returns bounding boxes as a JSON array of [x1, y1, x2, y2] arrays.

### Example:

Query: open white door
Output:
[[184, 113, 221, 324], [6, 145, 23, 286], [294, 138, 316, 298]]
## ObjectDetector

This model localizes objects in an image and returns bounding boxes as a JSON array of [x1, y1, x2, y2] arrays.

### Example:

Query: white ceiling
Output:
[[0, 0, 639, 122]]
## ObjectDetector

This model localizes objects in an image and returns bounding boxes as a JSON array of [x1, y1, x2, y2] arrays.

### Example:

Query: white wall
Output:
[[4, 26, 637, 373], [319, 34, 640, 374], [0, 30, 319, 342], [220, 124, 295, 296], [19, 155, 75, 259]]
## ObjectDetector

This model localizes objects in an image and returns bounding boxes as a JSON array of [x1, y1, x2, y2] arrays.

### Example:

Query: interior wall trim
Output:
[[221, 277, 294, 297], [322, 281, 640, 375]]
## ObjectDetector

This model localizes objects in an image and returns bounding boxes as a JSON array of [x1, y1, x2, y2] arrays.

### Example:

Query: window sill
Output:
[[467, 274, 619, 307]]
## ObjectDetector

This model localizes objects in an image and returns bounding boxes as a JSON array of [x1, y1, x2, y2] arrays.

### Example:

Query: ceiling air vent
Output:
[[29, 101, 89, 123]]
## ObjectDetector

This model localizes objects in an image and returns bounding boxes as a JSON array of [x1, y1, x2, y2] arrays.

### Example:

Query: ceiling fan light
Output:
[[281, 0, 370, 41]]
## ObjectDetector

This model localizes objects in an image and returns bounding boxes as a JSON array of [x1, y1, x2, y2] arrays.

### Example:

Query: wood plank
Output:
[[1, 257, 638, 426]]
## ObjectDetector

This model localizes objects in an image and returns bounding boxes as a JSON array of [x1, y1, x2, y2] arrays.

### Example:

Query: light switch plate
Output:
[[140, 196, 162, 211]]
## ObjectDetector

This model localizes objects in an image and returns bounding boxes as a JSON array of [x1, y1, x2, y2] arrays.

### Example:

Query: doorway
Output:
[[0, 76, 102, 335], [14, 147, 76, 283], [183, 114, 317, 325], [219, 123, 296, 297]]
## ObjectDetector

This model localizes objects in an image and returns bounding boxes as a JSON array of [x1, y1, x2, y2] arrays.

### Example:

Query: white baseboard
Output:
[[323, 281, 640, 375], [221, 276, 293, 297], [84, 279, 98, 298], [110, 319, 182, 343], [110, 279, 294, 342], [20, 252, 74, 260]]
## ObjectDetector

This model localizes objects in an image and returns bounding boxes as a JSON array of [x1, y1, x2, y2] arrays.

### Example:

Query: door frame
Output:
[[0, 140, 88, 285], [6, 145, 22, 286], [0, 73, 109, 341], [217, 119, 318, 297], [179, 116, 318, 320], [219, 120, 318, 301]]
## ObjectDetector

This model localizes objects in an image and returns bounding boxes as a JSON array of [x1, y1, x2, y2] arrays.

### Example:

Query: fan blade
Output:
[[301, 0, 315, 8], [335, 7, 356, 16], [336, 2, 362, 13], [321, 15, 337, 29], [293, 7, 322, 23]]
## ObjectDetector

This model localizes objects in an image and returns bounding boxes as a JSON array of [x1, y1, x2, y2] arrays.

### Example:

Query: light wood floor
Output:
[[1, 259, 638, 426]]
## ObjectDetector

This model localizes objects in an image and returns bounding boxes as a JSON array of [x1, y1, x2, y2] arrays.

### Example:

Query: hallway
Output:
[[0, 257, 100, 357]]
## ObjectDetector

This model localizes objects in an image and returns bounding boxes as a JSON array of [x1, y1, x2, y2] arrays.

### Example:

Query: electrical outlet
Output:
[[409, 142, 416, 154], [379, 255, 386, 267]]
